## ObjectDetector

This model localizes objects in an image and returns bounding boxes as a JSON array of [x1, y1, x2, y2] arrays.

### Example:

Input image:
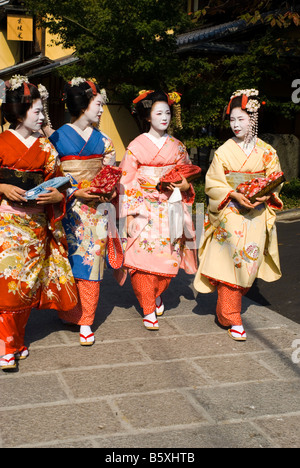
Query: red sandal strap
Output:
[[1, 357, 15, 364], [80, 333, 95, 341], [229, 329, 246, 336], [143, 319, 158, 326]]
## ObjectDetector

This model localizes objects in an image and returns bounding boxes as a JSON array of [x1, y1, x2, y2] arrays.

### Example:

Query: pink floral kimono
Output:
[[118, 133, 197, 315]]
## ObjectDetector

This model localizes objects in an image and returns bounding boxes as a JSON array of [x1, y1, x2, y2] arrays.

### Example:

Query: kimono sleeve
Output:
[[262, 144, 284, 210], [102, 135, 116, 166], [119, 149, 144, 218], [176, 142, 196, 205], [41, 139, 67, 227], [205, 151, 233, 212]]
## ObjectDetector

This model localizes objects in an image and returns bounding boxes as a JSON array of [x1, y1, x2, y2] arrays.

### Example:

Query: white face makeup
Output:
[[149, 101, 171, 135], [84, 94, 104, 124], [19, 99, 44, 134], [230, 107, 251, 141]]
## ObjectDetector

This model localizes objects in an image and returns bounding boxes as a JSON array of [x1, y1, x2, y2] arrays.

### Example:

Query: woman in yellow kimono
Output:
[[194, 89, 283, 341]]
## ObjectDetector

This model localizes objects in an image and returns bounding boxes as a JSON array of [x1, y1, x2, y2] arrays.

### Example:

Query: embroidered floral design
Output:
[[240, 242, 260, 262], [233, 251, 242, 268], [213, 226, 231, 245]]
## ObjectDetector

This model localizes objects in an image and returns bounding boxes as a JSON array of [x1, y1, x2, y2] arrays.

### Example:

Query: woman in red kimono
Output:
[[0, 76, 77, 370]]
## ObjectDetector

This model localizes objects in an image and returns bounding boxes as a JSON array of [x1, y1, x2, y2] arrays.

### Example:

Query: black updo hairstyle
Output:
[[223, 94, 260, 120], [134, 90, 172, 133], [2, 83, 41, 129], [64, 80, 101, 119]]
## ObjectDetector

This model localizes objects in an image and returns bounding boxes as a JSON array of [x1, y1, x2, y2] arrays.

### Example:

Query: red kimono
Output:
[[0, 130, 77, 356]]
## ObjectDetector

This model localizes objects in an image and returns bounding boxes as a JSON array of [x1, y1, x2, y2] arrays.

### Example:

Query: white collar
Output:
[[144, 132, 168, 149], [8, 129, 40, 148]]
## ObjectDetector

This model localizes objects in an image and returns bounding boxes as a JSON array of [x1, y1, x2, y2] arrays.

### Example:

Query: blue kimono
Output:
[[50, 124, 116, 281]]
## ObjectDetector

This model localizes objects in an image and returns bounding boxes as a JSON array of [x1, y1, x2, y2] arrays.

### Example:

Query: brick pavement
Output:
[[0, 269, 300, 448]]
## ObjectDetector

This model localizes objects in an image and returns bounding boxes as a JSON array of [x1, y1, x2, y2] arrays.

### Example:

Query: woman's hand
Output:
[[252, 195, 271, 208], [127, 215, 135, 236], [90, 188, 118, 203], [75, 187, 102, 202], [230, 192, 271, 210], [36, 187, 64, 205], [230, 191, 255, 209], [168, 176, 190, 192], [0, 184, 27, 203]]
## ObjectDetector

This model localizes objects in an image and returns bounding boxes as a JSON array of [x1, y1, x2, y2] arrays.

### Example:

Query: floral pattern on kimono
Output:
[[119, 134, 198, 278], [194, 138, 283, 293]]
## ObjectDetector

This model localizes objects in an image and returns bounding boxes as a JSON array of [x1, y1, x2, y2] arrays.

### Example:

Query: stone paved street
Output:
[[1, 269, 300, 448]]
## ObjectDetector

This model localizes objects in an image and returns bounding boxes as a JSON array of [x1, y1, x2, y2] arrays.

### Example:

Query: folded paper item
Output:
[[25, 176, 72, 200], [156, 164, 201, 191], [236, 171, 285, 203], [168, 187, 184, 242], [79, 165, 122, 195]]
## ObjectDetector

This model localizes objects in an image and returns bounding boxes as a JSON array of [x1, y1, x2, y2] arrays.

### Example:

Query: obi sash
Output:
[[138, 164, 183, 242], [60, 154, 104, 185], [0, 167, 44, 191], [138, 164, 175, 190], [225, 171, 265, 190]]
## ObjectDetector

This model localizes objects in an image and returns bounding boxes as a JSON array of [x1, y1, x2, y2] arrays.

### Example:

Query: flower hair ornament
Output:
[[226, 89, 263, 145], [5, 74, 34, 103], [64, 77, 108, 104]]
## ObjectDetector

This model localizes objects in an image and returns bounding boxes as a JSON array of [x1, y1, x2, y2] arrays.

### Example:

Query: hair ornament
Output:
[[38, 83, 52, 128], [168, 91, 183, 129], [167, 92, 182, 105], [132, 90, 155, 105], [226, 89, 261, 116], [7, 74, 29, 91], [69, 77, 86, 87]]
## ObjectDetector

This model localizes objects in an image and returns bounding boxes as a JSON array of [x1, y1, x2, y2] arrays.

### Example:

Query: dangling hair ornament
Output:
[[38, 84, 52, 128], [168, 92, 183, 130], [227, 89, 261, 146]]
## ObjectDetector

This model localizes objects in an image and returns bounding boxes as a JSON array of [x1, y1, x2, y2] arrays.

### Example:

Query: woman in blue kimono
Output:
[[50, 78, 116, 346]]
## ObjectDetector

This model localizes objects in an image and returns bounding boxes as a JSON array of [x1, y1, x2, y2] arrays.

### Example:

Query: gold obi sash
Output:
[[138, 164, 175, 190], [61, 157, 103, 184], [225, 171, 265, 190]]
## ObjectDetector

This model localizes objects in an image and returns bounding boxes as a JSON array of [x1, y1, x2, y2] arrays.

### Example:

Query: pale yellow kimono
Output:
[[194, 138, 283, 293]]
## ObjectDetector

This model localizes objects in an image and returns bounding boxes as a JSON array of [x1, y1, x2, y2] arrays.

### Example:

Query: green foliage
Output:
[[23, 0, 189, 94], [23, 0, 300, 151], [280, 178, 300, 209]]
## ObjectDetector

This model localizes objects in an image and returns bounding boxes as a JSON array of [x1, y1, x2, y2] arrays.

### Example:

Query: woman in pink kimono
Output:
[[194, 89, 283, 341], [119, 90, 197, 330]]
